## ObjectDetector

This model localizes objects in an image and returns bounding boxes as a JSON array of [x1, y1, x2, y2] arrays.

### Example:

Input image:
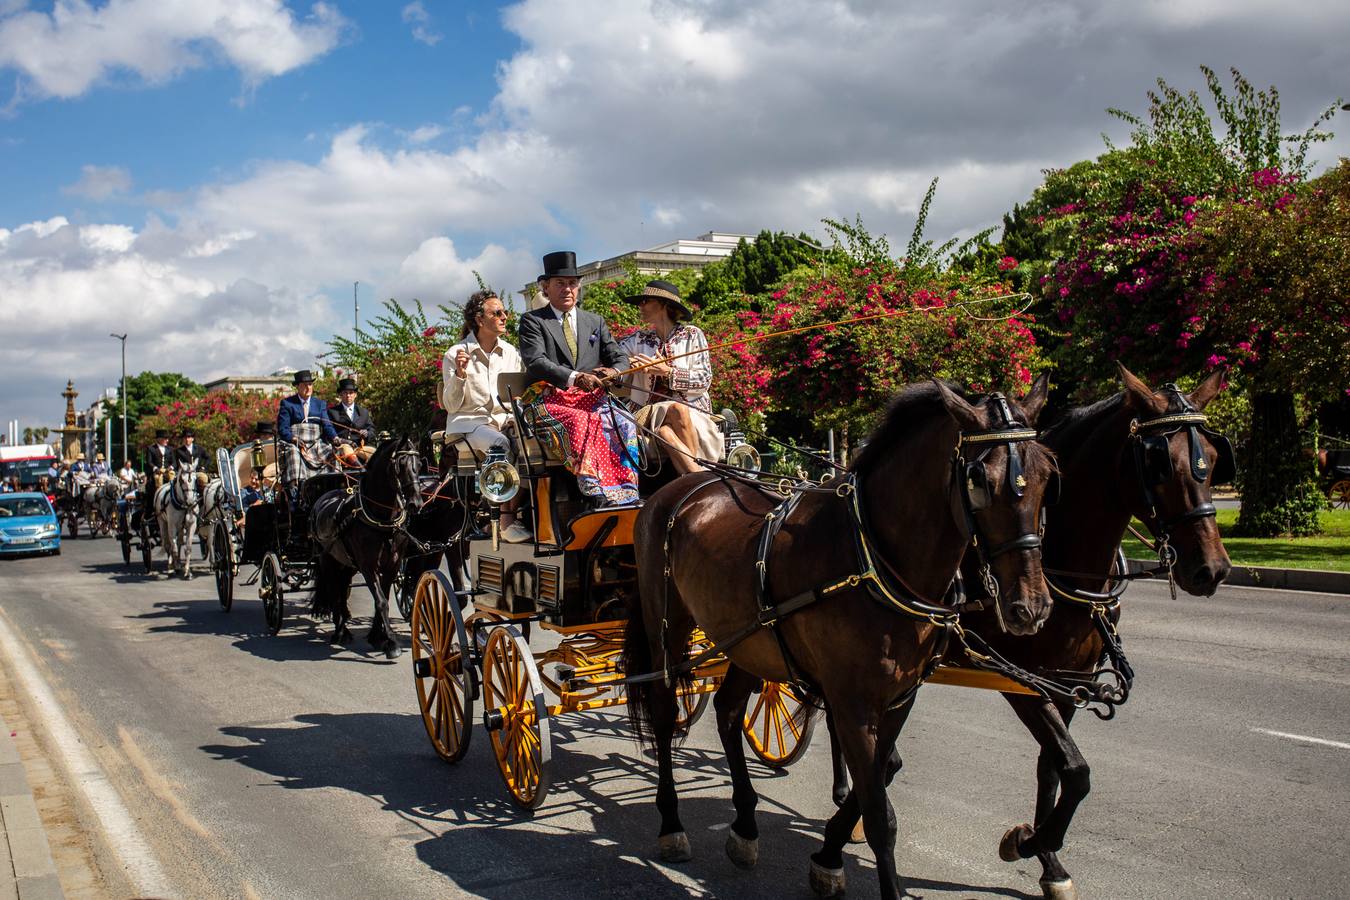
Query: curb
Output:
[[1126, 559, 1350, 595], [0, 713, 65, 900]]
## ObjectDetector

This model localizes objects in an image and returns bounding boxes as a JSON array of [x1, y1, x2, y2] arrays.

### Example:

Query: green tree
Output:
[[687, 230, 837, 316], [113, 371, 204, 453]]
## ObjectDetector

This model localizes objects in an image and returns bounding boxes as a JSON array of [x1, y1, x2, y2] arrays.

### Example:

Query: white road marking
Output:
[[1251, 728, 1350, 751], [0, 607, 172, 897]]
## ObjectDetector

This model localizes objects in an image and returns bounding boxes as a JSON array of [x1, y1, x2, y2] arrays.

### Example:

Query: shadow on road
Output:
[[201, 711, 1034, 899], [129, 597, 405, 665]]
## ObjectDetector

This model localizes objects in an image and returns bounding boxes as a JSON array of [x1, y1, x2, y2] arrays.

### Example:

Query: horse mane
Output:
[[1038, 392, 1124, 451], [851, 381, 968, 475]]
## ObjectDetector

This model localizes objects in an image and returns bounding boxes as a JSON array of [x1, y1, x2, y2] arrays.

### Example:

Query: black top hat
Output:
[[624, 279, 694, 322], [181, 428, 195, 438], [336, 377, 359, 393], [293, 369, 315, 385], [155, 429, 170, 439], [539, 251, 581, 280], [255, 421, 275, 435]]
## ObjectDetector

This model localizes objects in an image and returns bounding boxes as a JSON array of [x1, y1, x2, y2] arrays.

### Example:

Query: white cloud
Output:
[[392, 237, 535, 308], [0, 0, 349, 101], [401, 1, 442, 46], [61, 164, 132, 200], [403, 124, 445, 144]]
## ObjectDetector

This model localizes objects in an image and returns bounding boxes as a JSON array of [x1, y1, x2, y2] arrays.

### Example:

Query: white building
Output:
[[520, 231, 753, 309]]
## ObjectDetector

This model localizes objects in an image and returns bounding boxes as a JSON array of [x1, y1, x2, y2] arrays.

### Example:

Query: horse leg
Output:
[[713, 665, 761, 868], [825, 702, 903, 844], [647, 639, 690, 863], [811, 698, 912, 886], [366, 562, 401, 659], [999, 696, 1086, 900]]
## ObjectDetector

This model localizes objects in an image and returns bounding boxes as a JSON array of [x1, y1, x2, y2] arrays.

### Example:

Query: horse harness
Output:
[[631, 395, 1085, 712], [1033, 387, 1236, 716]]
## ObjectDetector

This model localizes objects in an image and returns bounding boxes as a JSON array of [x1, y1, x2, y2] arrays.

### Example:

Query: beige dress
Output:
[[620, 324, 724, 463]]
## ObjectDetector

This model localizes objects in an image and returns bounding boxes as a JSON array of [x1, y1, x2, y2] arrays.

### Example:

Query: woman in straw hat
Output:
[[619, 280, 724, 475]]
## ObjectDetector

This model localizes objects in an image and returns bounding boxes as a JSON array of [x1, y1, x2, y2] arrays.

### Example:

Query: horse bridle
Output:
[[1127, 384, 1235, 584], [954, 392, 1047, 620], [356, 446, 422, 530]]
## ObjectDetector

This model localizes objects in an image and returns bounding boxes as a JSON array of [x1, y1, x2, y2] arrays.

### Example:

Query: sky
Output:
[[0, 0, 1347, 432]]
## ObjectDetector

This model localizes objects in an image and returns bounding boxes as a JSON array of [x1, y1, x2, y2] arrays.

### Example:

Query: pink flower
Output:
[[1205, 354, 1227, 367], [997, 256, 1018, 271], [422, 326, 438, 338]]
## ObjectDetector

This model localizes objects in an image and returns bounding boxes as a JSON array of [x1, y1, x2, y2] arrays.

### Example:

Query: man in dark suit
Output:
[[144, 429, 174, 481], [518, 251, 628, 390], [276, 370, 338, 444], [328, 377, 377, 464], [174, 428, 211, 488]]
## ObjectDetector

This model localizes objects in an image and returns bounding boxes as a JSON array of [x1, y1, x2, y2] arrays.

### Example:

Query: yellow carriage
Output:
[[409, 375, 814, 808]]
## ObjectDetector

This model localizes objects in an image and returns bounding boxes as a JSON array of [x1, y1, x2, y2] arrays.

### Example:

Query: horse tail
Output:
[[621, 592, 659, 750]]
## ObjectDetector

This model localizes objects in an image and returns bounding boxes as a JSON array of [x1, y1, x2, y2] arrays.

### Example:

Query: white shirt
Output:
[[342, 404, 355, 420], [441, 333, 523, 432]]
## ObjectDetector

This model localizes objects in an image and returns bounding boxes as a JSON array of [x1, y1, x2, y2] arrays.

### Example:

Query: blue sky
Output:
[[0, 0, 1346, 432]]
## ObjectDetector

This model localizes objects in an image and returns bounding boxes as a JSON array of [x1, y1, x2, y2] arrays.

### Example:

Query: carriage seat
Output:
[[232, 441, 278, 490], [431, 372, 567, 474]]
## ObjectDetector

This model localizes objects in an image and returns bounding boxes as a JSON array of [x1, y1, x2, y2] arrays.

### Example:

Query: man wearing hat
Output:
[[328, 377, 377, 465], [91, 452, 110, 478], [174, 428, 212, 489], [144, 429, 174, 490], [277, 370, 339, 488], [70, 451, 92, 477], [518, 251, 628, 391], [517, 251, 642, 507]]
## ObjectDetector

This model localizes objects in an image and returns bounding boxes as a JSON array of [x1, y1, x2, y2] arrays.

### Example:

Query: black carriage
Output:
[[1322, 447, 1350, 509], [409, 374, 809, 809]]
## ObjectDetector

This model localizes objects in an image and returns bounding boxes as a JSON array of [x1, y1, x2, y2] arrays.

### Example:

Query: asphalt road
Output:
[[0, 537, 1346, 899]]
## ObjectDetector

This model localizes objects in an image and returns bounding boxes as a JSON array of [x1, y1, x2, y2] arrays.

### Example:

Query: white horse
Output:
[[197, 478, 226, 560], [154, 462, 200, 579]]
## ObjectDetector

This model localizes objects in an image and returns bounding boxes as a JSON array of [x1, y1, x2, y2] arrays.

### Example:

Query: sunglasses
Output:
[[483, 309, 510, 319]]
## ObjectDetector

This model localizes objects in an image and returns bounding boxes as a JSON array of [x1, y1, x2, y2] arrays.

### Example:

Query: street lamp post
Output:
[[110, 333, 127, 466]]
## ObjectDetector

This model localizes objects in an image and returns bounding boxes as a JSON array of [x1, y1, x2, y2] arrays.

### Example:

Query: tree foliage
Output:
[[686, 230, 836, 316], [134, 389, 281, 457]]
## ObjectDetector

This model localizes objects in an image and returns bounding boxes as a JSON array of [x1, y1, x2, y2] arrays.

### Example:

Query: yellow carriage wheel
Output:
[[743, 681, 817, 768], [411, 571, 474, 764], [675, 686, 711, 731], [482, 625, 552, 809], [1330, 479, 1350, 510]]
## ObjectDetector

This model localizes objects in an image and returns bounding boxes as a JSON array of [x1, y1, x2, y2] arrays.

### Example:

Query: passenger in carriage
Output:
[[441, 289, 531, 543], [91, 452, 109, 478], [518, 251, 641, 508], [328, 378, 377, 466], [174, 428, 211, 489], [276, 370, 340, 492], [619, 280, 724, 475]]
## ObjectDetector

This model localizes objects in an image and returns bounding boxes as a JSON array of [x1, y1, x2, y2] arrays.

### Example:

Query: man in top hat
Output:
[[517, 251, 641, 507], [277, 370, 339, 488], [518, 251, 628, 391], [328, 377, 377, 465], [144, 428, 174, 489], [174, 428, 211, 489]]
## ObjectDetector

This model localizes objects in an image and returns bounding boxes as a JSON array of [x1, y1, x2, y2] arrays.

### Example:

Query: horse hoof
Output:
[[337, 629, 354, 646], [999, 823, 1034, 862], [848, 819, 867, 844], [658, 831, 692, 863], [808, 859, 846, 897], [1040, 878, 1076, 900], [725, 830, 758, 869], [384, 644, 403, 661]]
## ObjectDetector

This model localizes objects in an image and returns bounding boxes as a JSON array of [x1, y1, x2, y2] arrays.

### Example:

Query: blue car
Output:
[[0, 492, 61, 557]]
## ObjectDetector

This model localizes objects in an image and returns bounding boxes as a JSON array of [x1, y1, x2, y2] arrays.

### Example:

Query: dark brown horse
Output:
[[983, 365, 1231, 897], [823, 365, 1233, 899], [310, 436, 424, 658], [623, 380, 1058, 900]]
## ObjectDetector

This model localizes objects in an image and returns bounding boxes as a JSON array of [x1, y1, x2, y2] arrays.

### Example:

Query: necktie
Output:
[[302, 398, 310, 421], [562, 310, 579, 362]]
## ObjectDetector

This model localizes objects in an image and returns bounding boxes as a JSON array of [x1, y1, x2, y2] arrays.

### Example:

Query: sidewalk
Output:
[[0, 713, 63, 900]]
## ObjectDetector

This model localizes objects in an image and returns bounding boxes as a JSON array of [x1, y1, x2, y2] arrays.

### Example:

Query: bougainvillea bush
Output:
[[135, 389, 282, 455]]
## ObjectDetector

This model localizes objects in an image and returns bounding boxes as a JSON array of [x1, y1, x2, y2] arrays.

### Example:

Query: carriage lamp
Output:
[[251, 439, 266, 470], [478, 448, 520, 505], [726, 443, 762, 472]]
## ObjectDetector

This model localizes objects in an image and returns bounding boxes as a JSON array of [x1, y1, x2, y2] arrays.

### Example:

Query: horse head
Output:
[[391, 435, 424, 516], [935, 376, 1056, 636], [174, 460, 199, 508], [1118, 364, 1232, 596]]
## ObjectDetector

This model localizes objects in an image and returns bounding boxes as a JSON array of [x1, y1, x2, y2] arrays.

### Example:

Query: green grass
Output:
[[1121, 508, 1350, 572]]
